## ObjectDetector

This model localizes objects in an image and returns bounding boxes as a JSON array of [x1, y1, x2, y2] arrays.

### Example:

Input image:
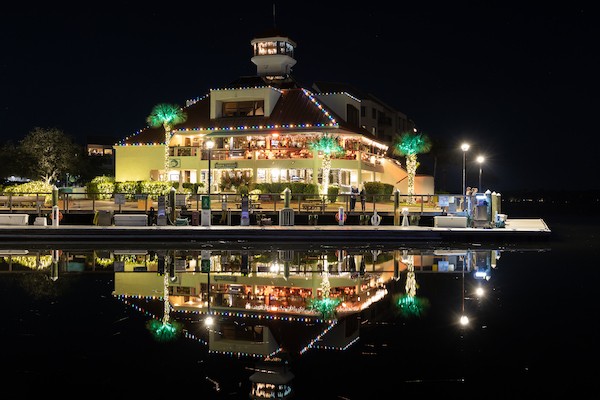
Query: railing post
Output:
[[283, 187, 291, 208], [394, 189, 400, 226], [52, 185, 58, 208]]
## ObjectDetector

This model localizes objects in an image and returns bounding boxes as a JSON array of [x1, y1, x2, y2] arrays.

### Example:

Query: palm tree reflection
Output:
[[147, 254, 181, 341], [394, 251, 429, 318], [307, 258, 341, 320]]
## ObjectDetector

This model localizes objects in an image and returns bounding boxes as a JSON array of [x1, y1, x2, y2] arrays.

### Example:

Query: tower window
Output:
[[254, 41, 294, 57]]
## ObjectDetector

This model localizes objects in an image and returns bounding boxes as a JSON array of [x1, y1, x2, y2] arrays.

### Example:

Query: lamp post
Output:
[[205, 139, 215, 201], [476, 155, 485, 191], [461, 143, 470, 195]]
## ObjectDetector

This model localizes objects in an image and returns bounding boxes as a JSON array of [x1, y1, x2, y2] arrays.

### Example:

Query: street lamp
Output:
[[461, 143, 470, 195], [476, 155, 485, 191], [205, 139, 215, 200]]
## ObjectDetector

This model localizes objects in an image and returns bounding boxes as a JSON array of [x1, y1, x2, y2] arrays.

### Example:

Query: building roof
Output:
[[313, 81, 399, 110], [118, 85, 376, 145], [312, 81, 370, 100]]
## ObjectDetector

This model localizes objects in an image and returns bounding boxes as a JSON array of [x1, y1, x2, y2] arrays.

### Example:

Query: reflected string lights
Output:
[[0, 244, 543, 357]]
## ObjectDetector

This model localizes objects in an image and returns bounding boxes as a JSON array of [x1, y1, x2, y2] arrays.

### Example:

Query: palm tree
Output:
[[146, 103, 187, 182], [308, 133, 344, 199], [392, 131, 432, 204]]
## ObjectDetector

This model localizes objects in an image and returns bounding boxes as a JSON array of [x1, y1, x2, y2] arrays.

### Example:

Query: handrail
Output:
[[0, 190, 449, 215]]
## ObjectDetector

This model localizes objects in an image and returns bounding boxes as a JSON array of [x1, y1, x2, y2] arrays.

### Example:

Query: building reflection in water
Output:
[[0, 243, 509, 397]]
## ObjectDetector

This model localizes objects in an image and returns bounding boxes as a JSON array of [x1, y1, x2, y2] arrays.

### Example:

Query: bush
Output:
[[363, 181, 394, 198], [249, 189, 262, 202], [237, 184, 249, 195], [138, 181, 174, 200], [328, 185, 339, 202], [115, 181, 138, 200], [303, 183, 319, 200], [219, 174, 251, 191], [86, 176, 115, 200], [3, 180, 53, 204]]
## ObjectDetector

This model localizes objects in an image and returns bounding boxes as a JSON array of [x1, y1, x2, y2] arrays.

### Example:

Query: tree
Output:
[[19, 127, 82, 185], [393, 131, 432, 204], [308, 133, 344, 198], [146, 103, 187, 182], [0, 140, 25, 179]]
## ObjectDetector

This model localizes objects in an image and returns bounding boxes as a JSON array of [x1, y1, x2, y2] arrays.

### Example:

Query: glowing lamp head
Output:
[[205, 140, 215, 150], [461, 143, 470, 152]]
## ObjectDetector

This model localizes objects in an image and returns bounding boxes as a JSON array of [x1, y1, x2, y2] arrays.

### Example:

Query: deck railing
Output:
[[0, 190, 453, 215]]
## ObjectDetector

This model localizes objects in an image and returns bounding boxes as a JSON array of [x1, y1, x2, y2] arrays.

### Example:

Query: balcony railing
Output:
[[169, 146, 385, 162]]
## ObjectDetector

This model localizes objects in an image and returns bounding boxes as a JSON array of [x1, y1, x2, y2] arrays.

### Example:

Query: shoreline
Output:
[[0, 218, 551, 243]]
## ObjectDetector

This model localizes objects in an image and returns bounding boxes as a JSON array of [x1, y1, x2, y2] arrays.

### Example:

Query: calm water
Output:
[[1, 202, 598, 398]]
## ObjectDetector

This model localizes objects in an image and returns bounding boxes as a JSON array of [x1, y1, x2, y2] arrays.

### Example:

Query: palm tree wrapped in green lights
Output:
[[147, 103, 187, 182], [146, 259, 180, 341], [392, 131, 432, 204], [308, 133, 344, 200]]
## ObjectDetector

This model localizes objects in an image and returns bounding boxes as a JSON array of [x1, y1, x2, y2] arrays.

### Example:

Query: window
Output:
[[222, 100, 265, 117], [361, 106, 366, 117], [371, 108, 377, 119], [254, 41, 294, 57], [347, 104, 359, 126]]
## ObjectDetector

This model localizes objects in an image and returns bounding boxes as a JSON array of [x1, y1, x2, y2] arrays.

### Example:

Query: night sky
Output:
[[1, 2, 597, 193]]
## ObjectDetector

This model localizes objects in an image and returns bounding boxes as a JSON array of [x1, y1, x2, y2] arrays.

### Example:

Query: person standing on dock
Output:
[[350, 185, 358, 211], [360, 185, 367, 212]]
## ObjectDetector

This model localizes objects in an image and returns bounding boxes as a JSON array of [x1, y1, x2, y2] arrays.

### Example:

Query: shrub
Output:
[[249, 189, 262, 202], [86, 176, 115, 200], [327, 185, 339, 203], [237, 184, 249, 195], [138, 181, 174, 200], [115, 181, 138, 200], [3, 180, 53, 204], [303, 183, 319, 200], [363, 182, 394, 199]]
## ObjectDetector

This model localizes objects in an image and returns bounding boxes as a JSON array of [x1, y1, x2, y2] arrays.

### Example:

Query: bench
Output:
[[434, 215, 468, 228], [301, 201, 325, 212], [113, 214, 148, 226], [0, 195, 40, 208], [0, 214, 30, 225], [235, 202, 261, 209]]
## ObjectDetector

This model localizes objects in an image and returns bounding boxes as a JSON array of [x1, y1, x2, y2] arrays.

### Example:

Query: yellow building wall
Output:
[[113, 143, 434, 193], [114, 145, 164, 182]]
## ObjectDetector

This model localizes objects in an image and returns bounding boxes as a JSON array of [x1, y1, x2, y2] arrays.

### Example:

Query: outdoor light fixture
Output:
[[461, 143, 470, 195], [476, 155, 485, 190]]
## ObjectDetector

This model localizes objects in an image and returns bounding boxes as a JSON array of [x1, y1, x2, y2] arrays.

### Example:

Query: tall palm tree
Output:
[[392, 131, 432, 204], [147, 103, 187, 182], [308, 133, 344, 198]]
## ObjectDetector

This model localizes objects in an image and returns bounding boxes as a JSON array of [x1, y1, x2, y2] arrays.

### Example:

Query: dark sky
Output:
[[1, 2, 597, 193]]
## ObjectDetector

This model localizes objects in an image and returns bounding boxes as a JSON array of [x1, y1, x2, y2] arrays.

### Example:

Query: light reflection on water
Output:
[[0, 241, 558, 397]]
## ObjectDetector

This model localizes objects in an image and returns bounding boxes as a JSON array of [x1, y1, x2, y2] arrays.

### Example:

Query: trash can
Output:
[[191, 211, 200, 226], [95, 210, 113, 226]]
